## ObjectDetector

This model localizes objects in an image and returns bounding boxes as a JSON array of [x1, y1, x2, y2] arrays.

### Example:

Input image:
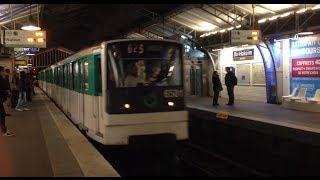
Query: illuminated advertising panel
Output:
[[290, 35, 320, 98]]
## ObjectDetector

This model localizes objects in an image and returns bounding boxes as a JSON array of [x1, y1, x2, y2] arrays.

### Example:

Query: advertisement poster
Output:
[[290, 35, 320, 97]]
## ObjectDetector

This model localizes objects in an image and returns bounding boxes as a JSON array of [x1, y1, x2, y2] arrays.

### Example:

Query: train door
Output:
[[93, 54, 102, 135], [78, 60, 84, 128], [79, 59, 90, 130], [64, 64, 70, 114], [190, 65, 202, 96]]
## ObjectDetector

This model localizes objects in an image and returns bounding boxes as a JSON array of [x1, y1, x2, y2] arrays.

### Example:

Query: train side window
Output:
[[72, 61, 78, 91], [83, 61, 89, 91], [64, 64, 68, 88]]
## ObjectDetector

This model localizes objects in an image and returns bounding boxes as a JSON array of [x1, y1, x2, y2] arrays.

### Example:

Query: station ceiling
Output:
[[0, 4, 319, 55]]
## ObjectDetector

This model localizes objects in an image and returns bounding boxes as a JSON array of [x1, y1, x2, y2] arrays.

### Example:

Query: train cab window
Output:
[[72, 62, 78, 91], [83, 61, 89, 91]]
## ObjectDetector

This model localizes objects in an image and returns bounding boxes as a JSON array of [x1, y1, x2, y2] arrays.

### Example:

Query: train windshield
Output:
[[107, 41, 183, 88]]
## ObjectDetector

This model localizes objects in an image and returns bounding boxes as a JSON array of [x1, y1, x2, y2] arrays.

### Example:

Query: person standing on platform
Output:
[[224, 67, 237, 105], [15, 71, 30, 111], [4, 69, 12, 116], [212, 71, 222, 106], [0, 66, 14, 136]]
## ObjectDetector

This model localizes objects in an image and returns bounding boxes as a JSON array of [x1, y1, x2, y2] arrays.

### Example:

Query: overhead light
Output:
[[242, 44, 249, 47], [181, 35, 187, 39], [21, 5, 41, 31], [168, 102, 175, 106], [280, 12, 291, 17], [212, 48, 222, 51], [312, 5, 320, 10], [258, 18, 267, 23], [269, 16, 278, 21], [236, 25, 241, 28], [220, 29, 226, 33], [227, 27, 234, 31], [210, 31, 218, 35], [298, 32, 314, 35], [296, 8, 307, 14]]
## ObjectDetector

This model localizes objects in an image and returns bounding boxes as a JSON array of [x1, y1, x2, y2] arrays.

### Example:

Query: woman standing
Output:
[[212, 71, 222, 106]]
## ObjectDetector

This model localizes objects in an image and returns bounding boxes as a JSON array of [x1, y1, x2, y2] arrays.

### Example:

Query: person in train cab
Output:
[[225, 67, 237, 105], [212, 71, 222, 106], [3, 69, 12, 116], [124, 61, 144, 87], [15, 71, 30, 111], [0, 66, 14, 136]]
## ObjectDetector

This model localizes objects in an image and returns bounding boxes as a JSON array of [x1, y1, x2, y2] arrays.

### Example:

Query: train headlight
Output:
[[124, 104, 130, 109], [168, 101, 175, 106]]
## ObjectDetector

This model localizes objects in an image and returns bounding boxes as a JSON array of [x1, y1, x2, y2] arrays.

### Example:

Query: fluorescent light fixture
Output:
[[26, 52, 35, 56], [212, 48, 222, 51], [181, 35, 187, 39], [200, 34, 205, 38], [227, 27, 234, 31], [280, 12, 291, 17], [258, 18, 267, 23], [236, 25, 241, 28], [252, 31, 258, 35], [296, 8, 307, 13], [269, 16, 278, 21], [220, 29, 226, 33], [210, 31, 218, 35], [242, 44, 249, 47], [298, 32, 314, 35], [168, 102, 175, 106], [312, 5, 320, 10]]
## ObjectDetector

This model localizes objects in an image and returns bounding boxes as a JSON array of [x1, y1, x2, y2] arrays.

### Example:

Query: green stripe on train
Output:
[[39, 54, 102, 96]]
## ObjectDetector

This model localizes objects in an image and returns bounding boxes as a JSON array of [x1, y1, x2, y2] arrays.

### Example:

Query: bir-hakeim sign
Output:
[[1, 30, 46, 48]]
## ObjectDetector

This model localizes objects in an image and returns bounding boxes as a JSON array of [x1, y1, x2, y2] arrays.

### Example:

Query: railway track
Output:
[[176, 142, 269, 177]]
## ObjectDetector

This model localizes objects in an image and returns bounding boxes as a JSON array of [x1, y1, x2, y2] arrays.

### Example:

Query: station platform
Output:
[[186, 96, 320, 176], [186, 96, 320, 135], [0, 88, 120, 177]]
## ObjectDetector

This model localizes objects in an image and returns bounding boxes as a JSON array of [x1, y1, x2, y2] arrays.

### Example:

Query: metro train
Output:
[[38, 39, 189, 146]]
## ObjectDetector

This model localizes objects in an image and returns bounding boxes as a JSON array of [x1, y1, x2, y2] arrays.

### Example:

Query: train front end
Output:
[[100, 39, 188, 145]]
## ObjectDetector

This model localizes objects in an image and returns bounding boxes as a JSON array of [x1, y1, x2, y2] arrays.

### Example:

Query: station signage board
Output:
[[231, 30, 261, 46], [14, 47, 40, 52], [233, 49, 254, 61], [1, 30, 46, 48]]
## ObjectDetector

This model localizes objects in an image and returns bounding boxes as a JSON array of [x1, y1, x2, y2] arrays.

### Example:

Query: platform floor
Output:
[[0, 88, 119, 177], [186, 96, 320, 134]]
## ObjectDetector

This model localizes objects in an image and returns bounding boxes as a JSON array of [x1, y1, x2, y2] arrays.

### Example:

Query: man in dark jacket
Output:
[[0, 66, 14, 136], [225, 67, 237, 105], [212, 71, 222, 106]]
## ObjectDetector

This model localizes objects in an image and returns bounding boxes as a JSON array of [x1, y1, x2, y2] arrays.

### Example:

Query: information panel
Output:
[[252, 63, 266, 85], [236, 64, 250, 85], [1, 30, 46, 48]]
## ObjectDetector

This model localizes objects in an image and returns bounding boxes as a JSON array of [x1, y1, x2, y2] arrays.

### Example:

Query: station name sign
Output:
[[1, 30, 46, 48], [233, 49, 254, 61]]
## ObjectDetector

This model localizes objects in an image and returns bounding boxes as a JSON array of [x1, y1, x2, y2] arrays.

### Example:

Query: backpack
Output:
[[233, 75, 238, 86]]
